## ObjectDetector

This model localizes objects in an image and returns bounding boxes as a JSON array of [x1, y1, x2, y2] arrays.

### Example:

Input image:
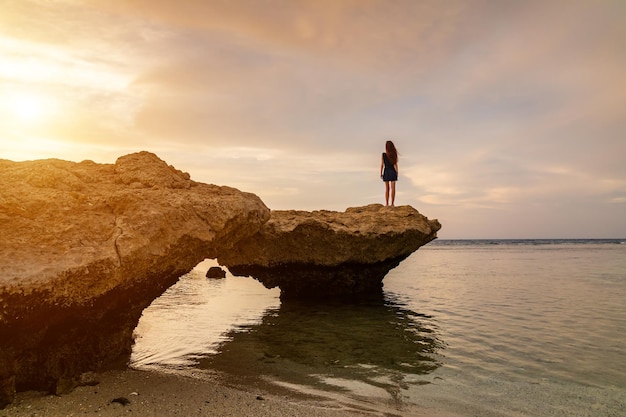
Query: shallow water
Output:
[[132, 240, 626, 416]]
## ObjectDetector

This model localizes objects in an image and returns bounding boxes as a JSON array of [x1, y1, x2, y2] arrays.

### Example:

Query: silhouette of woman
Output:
[[380, 140, 399, 206]]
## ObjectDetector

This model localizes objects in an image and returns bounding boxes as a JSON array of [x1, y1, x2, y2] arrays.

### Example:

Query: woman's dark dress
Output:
[[382, 152, 397, 182]]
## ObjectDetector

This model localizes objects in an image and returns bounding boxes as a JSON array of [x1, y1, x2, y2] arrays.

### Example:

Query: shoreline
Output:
[[0, 368, 455, 417]]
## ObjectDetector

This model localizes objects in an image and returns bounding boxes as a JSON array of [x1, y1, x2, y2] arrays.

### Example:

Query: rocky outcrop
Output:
[[0, 152, 269, 407], [219, 205, 441, 299], [0, 151, 442, 408], [206, 266, 227, 279]]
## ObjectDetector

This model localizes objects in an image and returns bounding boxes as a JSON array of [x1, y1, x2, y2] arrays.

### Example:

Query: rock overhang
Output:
[[219, 204, 441, 299], [0, 152, 441, 407]]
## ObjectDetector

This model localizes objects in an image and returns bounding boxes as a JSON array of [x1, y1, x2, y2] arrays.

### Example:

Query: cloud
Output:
[[91, 0, 471, 69], [1, 0, 625, 237]]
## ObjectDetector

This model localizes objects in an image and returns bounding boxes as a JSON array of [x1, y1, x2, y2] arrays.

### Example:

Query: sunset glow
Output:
[[7, 92, 51, 123], [1, 0, 624, 238]]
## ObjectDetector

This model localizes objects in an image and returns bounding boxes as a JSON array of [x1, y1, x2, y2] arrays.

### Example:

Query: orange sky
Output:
[[1, 0, 625, 238]]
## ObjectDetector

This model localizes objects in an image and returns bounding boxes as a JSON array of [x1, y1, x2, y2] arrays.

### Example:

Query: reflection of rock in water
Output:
[[199, 294, 444, 403]]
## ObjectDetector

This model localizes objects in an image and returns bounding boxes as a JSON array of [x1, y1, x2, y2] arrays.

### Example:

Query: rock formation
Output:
[[206, 266, 227, 279], [0, 152, 269, 407], [219, 205, 441, 299], [0, 151, 441, 408]]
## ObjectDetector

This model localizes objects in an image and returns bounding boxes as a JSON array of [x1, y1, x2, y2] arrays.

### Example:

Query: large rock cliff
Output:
[[219, 205, 441, 299], [0, 152, 441, 408], [0, 152, 269, 407]]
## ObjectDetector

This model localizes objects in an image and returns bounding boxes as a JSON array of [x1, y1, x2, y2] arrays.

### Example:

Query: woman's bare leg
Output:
[[390, 181, 396, 206], [385, 182, 390, 206]]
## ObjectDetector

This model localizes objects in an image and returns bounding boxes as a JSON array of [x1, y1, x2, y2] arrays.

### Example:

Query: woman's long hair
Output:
[[385, 140, 398, 165]]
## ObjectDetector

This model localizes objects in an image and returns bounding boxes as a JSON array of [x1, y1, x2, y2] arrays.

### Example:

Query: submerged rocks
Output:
[[0, 152, 269, 407], [206, 266, 227, 279], [219, 204, 441, 299]]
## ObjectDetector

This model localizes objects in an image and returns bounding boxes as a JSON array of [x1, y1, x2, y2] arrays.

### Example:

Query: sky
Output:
[[1, 0, 625, 239]]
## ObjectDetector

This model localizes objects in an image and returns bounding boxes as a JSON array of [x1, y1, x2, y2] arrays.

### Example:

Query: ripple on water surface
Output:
[[132, 242, 626, 416]]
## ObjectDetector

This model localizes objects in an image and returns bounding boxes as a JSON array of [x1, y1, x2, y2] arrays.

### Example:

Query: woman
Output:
[[380, 140, 399, 206]]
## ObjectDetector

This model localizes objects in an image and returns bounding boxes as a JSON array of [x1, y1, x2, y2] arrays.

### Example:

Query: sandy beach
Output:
[[0, 369, 367, 417], [0, 369, 452, 417]]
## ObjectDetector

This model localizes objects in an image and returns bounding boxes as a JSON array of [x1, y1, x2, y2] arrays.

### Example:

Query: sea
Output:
[[131, 239, 626, 417]]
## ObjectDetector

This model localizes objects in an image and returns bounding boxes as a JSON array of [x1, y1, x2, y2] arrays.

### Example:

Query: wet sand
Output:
[[0, 369, 456, 417]]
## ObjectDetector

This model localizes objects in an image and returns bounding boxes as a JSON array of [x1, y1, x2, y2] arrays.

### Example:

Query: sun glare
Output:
[[11, 92, 50, 122], [1, 90, 63, 160], [2, 91, 57, 125]]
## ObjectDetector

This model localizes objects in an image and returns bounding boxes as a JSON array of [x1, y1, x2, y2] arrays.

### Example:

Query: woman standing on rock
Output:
[[380, 140, 399, 206]]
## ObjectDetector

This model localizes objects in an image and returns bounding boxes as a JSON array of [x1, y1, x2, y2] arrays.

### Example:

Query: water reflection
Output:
[[199, 293, 444, 403], [131, 264, 281, 371]]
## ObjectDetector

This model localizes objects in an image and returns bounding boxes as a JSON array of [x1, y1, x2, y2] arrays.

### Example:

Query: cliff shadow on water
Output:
[[198, 293, 445, 404]]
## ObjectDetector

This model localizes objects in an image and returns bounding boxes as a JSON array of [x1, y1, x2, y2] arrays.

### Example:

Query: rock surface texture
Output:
[[219, 205, 441, 299], [0, 152, 269, 407]]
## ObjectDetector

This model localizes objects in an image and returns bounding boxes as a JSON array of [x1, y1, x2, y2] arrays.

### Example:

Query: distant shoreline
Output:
[[429, 238, 625, 244]]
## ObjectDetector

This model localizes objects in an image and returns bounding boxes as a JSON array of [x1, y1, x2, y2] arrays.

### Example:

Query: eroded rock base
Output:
[[228, 255, 408, 300], [0, 262, 186, 408]]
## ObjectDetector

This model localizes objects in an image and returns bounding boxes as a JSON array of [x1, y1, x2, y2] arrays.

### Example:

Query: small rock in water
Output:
[[206, 266, 226, 279]]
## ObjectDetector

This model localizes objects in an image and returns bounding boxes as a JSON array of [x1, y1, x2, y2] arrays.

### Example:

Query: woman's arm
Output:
[[394, 163, 399, 179], [380, 155, 384, 178]]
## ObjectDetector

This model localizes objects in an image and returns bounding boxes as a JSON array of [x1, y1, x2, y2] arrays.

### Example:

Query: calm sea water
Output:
[[131, 240, 626, 416]]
